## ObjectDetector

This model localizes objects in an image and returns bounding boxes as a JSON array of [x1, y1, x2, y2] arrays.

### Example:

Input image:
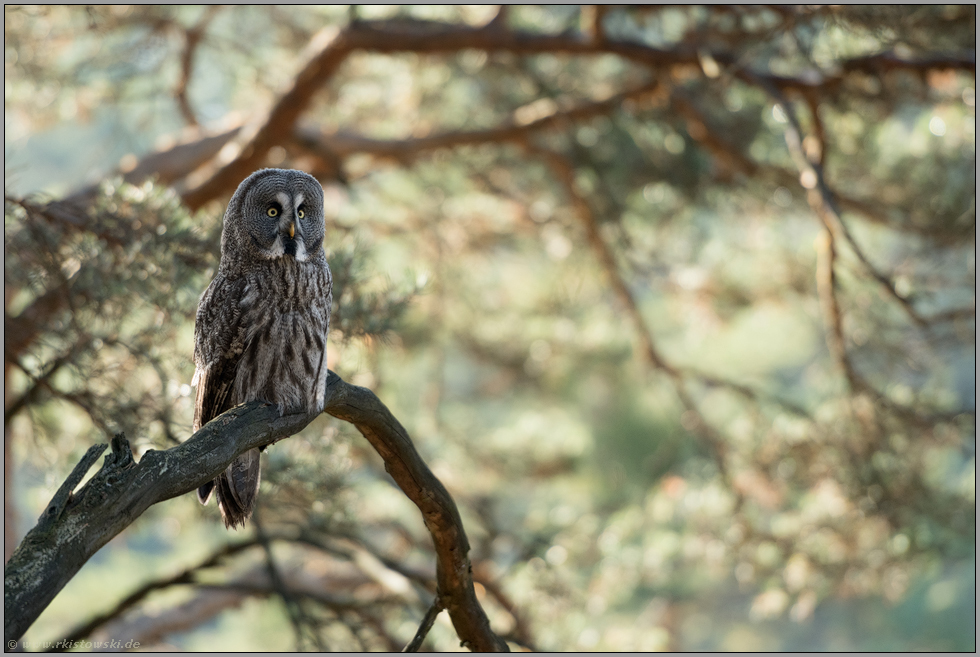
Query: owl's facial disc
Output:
[[261, 192, 308, 262]]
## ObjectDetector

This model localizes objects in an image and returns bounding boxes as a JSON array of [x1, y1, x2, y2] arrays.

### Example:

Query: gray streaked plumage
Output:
[[192, 168, 332, 529]]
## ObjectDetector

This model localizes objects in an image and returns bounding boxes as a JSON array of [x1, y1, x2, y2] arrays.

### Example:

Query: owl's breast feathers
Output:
[[193, 258, 332, 431]]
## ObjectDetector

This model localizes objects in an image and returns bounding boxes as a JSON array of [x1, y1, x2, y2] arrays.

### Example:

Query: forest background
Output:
[[4, 5, 976, 651]]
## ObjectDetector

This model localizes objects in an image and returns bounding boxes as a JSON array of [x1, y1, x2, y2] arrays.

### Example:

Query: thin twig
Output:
[[53, 539, 263, 650], [254, 513, 325, 651], [528, 145, 731, 478], [4, 340, 91, 425], [762, 81, 927, 327], [815, 229, 861, 390], [174, 7, 221, 127], [404, 598, 443, 652]]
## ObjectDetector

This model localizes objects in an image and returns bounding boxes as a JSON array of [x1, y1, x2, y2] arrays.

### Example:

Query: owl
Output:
[[192, 168, 332, 529]]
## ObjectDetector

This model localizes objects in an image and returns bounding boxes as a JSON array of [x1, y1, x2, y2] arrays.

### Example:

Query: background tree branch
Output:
[[176, 16, 974, 210]]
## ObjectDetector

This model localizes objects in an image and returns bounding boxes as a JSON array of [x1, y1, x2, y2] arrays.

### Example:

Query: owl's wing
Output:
[[192, 274, 249, 432]]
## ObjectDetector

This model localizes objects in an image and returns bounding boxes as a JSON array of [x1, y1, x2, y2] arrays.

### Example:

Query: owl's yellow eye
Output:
[[267, 207, 279, 217], [298, 209, 305, 219]]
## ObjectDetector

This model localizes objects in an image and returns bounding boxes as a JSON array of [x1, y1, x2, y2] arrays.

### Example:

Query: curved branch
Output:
[[3, 371, 507, 652], [323, 376, 508, 651]]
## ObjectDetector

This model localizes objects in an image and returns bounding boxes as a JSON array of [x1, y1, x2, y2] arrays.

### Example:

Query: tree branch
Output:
[[774, 90, 927, 327], [50, 18, 969, 215], [254, 514, 325, 651], [323, 376, 508, 651], [815, 228, 861, 390], [404, 597, 443, 652], [53, 539, 263, 650], [4, 371, 507, 652], [178, 17, 973, 209], [57, 531, 411, 648], [290, 80, 661, 167], [529, 145, 732, 478], [174, 6, 221, 127]]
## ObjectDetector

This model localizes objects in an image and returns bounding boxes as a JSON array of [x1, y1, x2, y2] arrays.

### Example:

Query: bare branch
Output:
[[668, 89, 966, 243], [37, 443, 108, 532], [3, 371, 506, 651], [323, 377, 508, 651], [746, 78, 928, 328], [580, 6, 607, 45], [59, 531, 410, 647], [4, 401, 308, 644], [4, 340, 92, 425], [529, 146, 675, 375], [180, 26, 352, 209], [404, 598, 443, 652]]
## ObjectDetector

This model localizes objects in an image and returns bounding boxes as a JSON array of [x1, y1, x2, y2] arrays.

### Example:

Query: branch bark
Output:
[[3, 371, 507, 652]]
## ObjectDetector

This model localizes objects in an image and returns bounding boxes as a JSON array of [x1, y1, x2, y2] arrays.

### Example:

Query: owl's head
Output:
[[219, 168, 326, 268]]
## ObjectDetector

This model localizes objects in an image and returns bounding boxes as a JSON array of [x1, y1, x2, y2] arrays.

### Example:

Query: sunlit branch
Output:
[[762, 85, 957, 418], [179, 17, 973, 210], [815, 229, 861, 391], [669, 89, 964, 251], [290, 81, 661, 168], [4, 372, 508, 652], [580, 5, 608, 45]]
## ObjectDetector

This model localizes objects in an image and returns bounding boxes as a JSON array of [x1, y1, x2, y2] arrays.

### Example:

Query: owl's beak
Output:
[[288, 222, 295, 239]]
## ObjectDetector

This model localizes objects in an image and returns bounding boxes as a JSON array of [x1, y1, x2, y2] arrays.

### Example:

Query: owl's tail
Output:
[[197, 448, 262, 529]]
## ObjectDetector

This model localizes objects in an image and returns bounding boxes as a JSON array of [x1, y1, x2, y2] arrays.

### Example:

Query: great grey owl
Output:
[[192, 168, 332, 529]]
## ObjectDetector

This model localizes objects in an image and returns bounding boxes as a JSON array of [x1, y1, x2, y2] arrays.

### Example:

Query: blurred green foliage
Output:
[[4, 4, 975, 652]]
